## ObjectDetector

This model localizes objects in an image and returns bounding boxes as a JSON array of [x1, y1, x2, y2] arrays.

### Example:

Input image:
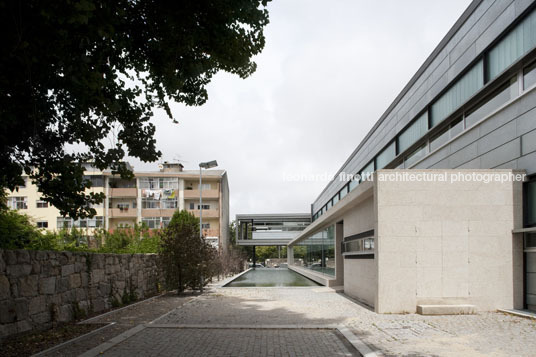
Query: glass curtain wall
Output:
[[293, 225, 335, 276]]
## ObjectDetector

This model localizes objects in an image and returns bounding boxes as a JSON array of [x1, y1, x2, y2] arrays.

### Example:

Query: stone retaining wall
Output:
[[0, 249, 163, 338]]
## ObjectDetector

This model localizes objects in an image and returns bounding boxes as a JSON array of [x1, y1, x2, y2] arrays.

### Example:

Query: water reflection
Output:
[[225, 268, 320, 287]]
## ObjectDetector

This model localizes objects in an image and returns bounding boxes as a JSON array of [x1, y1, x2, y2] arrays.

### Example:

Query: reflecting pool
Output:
[[224, 268, 320, 287]]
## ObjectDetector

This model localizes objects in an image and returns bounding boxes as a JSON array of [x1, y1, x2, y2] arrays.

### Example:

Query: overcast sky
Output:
[[129, 0, 473, 219]]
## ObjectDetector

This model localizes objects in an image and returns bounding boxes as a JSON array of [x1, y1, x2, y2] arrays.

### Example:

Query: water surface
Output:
[[225, 268, 320, 287]]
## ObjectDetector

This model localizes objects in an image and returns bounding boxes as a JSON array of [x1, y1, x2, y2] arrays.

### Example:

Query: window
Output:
[[36, 200, 48, 208], [332, 193, 339, 206], [142, 199, 160, 209], [189, 202, 195, 210], [526, 180, 536, 227], [142, 217, 160, 229], [57, 217, 72, 229], [429, 117, 463, 152], [292, 225, 335, 277], [343, 231, 375, 254], [139, 177, 179, 189], [201, 223, 211, 229], [117, 203, 129, 210], [349, 177, 359, 191], [200, 183, 211, 190], [376, 141, 396, 169], [8, 197, 27, 210], [83, 175, 104, 187], [339, 184, 349, 200], [397, 112, 428, 153], [161, 199, 178, 209], [431, 60, 484, 127], [37, 221, 48, 228], [162, 217, 171, 228], [524, 60, 536, 90], [197, 204, 210, 210], [465, 77, 518, 128], [404, 145, 427, 168], [487, 9, 536, 81], [360, 161, 375, 182]]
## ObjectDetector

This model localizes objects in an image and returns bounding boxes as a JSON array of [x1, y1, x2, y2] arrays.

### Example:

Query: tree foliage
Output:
[[0, 0, 270, 218], [159, 210, 217, 293]]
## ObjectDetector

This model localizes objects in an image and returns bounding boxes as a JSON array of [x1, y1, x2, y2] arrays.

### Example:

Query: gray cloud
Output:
[[129, 0, 473, 219]]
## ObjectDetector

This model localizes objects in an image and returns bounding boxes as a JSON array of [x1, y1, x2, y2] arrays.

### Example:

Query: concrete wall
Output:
[[375, 169, 523, 313], [341, 196, 376, 305], [0, 250, 162, 338]]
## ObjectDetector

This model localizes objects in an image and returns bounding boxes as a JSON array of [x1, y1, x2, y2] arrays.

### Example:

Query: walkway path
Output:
[[42, 285, 536, 356]]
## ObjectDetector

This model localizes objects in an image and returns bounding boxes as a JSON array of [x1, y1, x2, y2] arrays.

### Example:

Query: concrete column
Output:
[[136, 177, 142, 224], [104, 176, 109, 230], [178, 178, 185, 210], [287, 246, 294, 265], [335, 221, 344, 286]]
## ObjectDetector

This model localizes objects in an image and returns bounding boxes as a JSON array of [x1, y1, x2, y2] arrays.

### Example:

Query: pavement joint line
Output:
[[78, 323, 146, 357], [337, 325, 383, 357], [145, 324, 341, 329], [147, 294, 202, 324], [78, 292, 166, 324], [31, 322, 116, 357]]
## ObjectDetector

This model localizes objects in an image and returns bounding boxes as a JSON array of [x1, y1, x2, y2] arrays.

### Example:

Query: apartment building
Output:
[[6, 162, 230, 251], [287, 0, 536, 314]]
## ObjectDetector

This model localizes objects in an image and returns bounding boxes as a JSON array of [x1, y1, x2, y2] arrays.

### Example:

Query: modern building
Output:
[[235, 213, 311, 246], [6, 162, 230, 251], [287, 0, 536, 314]]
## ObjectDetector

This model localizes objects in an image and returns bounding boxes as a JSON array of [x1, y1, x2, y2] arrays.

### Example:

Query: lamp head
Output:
[[199, 160, 218, 169]]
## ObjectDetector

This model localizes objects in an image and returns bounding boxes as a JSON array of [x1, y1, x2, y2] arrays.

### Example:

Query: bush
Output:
[[0, 210, 42, 249], [159, 210, 217, 292]]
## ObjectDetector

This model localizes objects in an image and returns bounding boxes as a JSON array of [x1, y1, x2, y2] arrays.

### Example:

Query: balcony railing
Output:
[[188, 209, 219, 218], [109, 208, 137, 217], [109, 188, 137, 197], [183, 189, 219, 199]]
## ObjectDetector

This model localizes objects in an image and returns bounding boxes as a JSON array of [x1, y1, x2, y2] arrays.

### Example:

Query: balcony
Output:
[[109, 188, 137, 197], [202, 229, 219, 238], [109, 208, 137, 217], [183, 189, 219, 199], [141, 208, 177, 217], [188, 209, 219, 218]]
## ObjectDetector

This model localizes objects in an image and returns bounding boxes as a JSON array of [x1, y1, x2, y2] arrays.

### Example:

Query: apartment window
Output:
[[140, 177, 178, 189], [142, 199, 160, 209], [376, 141, 396, 169], [8, 197, 27, 210], [200, 183, 211, 190], [142, 217, 160, 229], [162, 217, 171, 228], [429, 117, 463, 152], [197, 204, 210, 210], [57, 217, 72, 229], [404, 145, 427, 168], [117, 203, 130, 210], [36, 200, 48, 208], [524, 60, 536, 90], [37, 221, 48, 229], [189, 202, 195, 210], [487, 9, 536, 81], [465, 77, 518, 128], [431, 60, 484, 128], [397, 112, 428, 153], [360, 161, 375, 182], [83, 175, 104, 187], [201, 223, 211, 229], [161, 199, 178, 209]]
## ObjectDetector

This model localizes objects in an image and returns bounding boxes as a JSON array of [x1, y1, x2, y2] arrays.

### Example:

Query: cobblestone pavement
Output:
[[45, 285, 536, 356], [40, 293, 194, 356], [101, 327, 359, 357], [155, 287, 536, 356]]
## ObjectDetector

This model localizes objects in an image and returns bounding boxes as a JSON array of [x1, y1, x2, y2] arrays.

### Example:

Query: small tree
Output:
[[159, 210, 216, 293]]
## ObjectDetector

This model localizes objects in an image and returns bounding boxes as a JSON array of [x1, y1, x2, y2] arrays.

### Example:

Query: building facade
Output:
[[288, 0, 536, 314], [6, 162, 230, 251]]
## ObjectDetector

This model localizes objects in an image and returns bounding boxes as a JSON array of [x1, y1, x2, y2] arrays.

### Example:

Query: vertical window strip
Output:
[[431, 60, 484, 127], [398, 112, 428, 153]]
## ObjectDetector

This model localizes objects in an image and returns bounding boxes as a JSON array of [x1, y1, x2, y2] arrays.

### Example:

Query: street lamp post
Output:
[[198, 160, 218, 239]]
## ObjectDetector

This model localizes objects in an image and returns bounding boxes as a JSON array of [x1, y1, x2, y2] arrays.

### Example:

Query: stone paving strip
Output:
[[35, 292, 195, 356]]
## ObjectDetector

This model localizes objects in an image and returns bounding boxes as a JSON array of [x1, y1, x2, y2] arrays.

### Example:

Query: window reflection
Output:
[[292, 225, 335, 277]]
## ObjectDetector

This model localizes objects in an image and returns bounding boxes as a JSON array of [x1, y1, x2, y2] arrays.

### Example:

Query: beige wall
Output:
[[375, 169, 524, 313]]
